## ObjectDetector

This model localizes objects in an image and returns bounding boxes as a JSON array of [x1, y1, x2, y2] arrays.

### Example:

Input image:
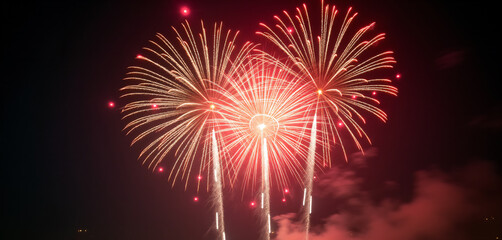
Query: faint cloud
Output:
[[435, 50, 465, 69], [349, 147, 378, 168]]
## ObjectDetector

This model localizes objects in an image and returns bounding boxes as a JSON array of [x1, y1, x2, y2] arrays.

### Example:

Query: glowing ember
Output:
[[181, 6, 190, 16], [108, 101, 115, 108], [158, 167, 164, 172], [194, 197, 199, 202]]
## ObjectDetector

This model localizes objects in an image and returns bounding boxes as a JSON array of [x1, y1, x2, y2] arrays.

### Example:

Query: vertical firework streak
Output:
[[257, 1, 398, 238], [212, 129, 226, 239], [261, 137, 271, 240], [303, 113, 317, 238]]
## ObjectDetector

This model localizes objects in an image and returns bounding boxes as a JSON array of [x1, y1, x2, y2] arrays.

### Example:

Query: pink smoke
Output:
[[274, 161, 501, 240]]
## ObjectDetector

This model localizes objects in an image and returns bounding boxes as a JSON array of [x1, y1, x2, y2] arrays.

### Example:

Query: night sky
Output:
[[2, 0, 501, 239]]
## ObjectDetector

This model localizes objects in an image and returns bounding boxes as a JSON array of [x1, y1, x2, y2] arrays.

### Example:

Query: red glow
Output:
[[351, 95, 357, 99], [287, 27, 293, 33], [338, 122, 343, 127], [282, 198, 286, 202], [194, 197, 199, 202], [372, 91, 377, 96], [152, 104, 158, 109], [158, 167, 164, 172], [250, 201, 256, 207], [396, 73, 401, 79], [284, 188, 289, 193], [136, 54, 143, 59], [108, 101, 115, 108], [180, 6, 190, 16], [197, 175, 202, 180]]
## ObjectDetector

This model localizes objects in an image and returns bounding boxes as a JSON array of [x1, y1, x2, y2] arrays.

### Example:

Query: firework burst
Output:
[[216, 57, 316, 193], [121, 20, 255, 239], [257, 1, 398, 237], [258, 1, 398, 163], [213, 56, 319, 239], [121, 20, 254, 188]]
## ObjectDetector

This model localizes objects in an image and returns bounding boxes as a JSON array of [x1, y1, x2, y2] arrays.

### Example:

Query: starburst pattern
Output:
[[121, 21, 255, 189], [257, 1, 398, 164]]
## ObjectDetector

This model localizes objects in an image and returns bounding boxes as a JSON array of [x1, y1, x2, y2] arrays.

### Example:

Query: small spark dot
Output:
[[258, 124, 266, 130], [152, 104, 158, 109], [287, 27, 293, 33], [197, 175, 202, 180], [194, 197, 199, 202], [396, 73, 401, 79], [158, 167, 164, 172], [108, 101, 115, 108], [372, 91, 377, 96], [181, 7, 190, 16], [136, 54, 143, 59], [317, 89, 322, 95], [351, 95, 357, 99], [250, 201, 256, 207], [338, 122, 343, 127], [282, 198, 286, 202], [210, 104, 215, 109], [284, 188, 289, 193]]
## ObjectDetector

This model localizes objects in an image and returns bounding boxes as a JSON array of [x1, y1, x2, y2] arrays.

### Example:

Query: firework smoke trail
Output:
[[303, 112, 317, 239], [261, 136, 271, 240], [257, 1, 398, 238], [212, 129, 226, 240]]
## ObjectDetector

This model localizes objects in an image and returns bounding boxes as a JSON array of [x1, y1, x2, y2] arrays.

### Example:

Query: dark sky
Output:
[[2, 0, 501, 239]]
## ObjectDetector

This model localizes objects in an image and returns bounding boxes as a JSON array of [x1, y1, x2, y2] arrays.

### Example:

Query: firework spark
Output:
[[257, 1, 398, 237], [121, 20, 255, 239]]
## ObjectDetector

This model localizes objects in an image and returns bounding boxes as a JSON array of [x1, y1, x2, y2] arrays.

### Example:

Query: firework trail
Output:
[[212, 129, 226, 239], [257, 1, 398, 238], [304, 113, 317, 237], [261, 137, 271, 240], [121, 20, 255, 239], [216, 57, 315, 239]]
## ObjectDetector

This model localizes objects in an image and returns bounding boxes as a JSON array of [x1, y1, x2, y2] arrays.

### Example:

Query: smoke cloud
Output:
[[274, 159, 501, 240]]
